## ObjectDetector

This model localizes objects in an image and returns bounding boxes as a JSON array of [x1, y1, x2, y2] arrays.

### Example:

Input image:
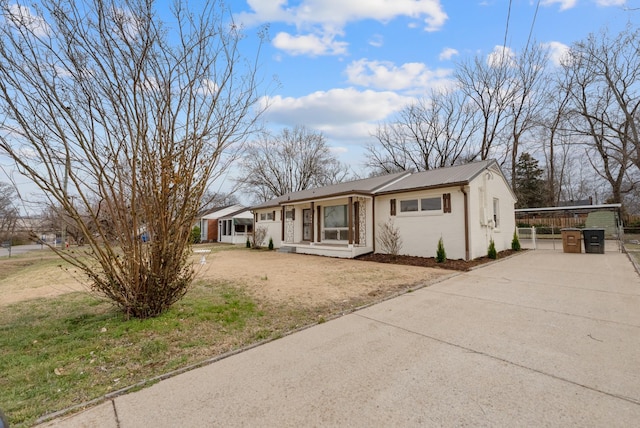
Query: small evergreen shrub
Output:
[[268, 237, 274, 250], [436, 237, 446, 263], [511, 230, 521, 251], [190, 226, 201, 244], [488, 239, 497, 259], [246, 238, 251, 248]]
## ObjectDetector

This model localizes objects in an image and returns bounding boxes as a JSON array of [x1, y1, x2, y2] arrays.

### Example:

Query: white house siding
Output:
[[467, 168, 517, 258], [198, 204, 246, 243], [375, 188, 467, 260], [254, 208, 282, 248], [250, 160, 515, 261], [218, 212, 254, 245]]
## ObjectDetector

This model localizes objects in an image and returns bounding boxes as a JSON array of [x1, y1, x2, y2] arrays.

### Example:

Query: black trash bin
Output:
[[583, 228, 605, 254]]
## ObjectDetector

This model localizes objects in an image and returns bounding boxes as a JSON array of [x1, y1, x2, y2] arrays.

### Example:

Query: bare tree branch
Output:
[[237, 125, 350, 202], [0, 0, 263, 318]]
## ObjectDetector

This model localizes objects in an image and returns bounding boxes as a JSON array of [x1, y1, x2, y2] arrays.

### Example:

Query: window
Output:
[[235, 223, 253, 233], [421, 197, 441, 211], [324, 205, 347, 227], [493, 198, 500, 228], [399, 197, 442, 214], [400, 199, 419, 212], [260, 212, 274, 221], [285, 210, 294, 220], [221, 219, 232, 236], [323, 205, 348, 241]]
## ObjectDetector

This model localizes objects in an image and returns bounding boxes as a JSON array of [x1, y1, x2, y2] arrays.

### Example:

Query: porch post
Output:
[[317, 205, 321, 242], [354, 201, 360, 245], [348, 196, 353, 245], [281, 207, 285, 242], [310, 202, 315, 243], [253, 212, 257, 244]]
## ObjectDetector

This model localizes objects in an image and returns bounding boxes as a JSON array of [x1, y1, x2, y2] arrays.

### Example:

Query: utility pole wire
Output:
[[525, 0, 541, 54]]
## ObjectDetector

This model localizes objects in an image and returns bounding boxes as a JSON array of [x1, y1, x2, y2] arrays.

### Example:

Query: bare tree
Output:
[[538, 66, 575, 206], [200, 190, 239, 212], [503, 44, 549, 190], [0, 181, 19, 241], [0, 0, 262, 318], [366, 89, 479, 174], [562, 26, 640, 205], [455, 48, 516, 160], [238, 125, 350, 202]]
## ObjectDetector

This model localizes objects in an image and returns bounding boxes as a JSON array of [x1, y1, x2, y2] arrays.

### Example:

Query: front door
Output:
[[303, 209, 312, 241]]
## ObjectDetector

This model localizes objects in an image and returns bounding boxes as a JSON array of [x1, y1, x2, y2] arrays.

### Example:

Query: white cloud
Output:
[[540, 0, 577, 11], [236, 0, 448, 56], [272, 31, 348, 56], [197, 79, 219, 96], [594, 0, 626, 5], [5, 4, 49, 37], [234, 0, 293, 26], [330, 146, 349, 154], [345, 59, 454, 93], [439, 47, 459, 61], [368, 34, 384, 47], [486, 45, 516, 67], [543, 41, 570, 67], [259, 88, 415, 144], [242, 0, 448, 30]]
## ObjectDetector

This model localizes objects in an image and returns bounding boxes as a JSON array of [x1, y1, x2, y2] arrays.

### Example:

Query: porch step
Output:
[[277, 246, 296, 254]]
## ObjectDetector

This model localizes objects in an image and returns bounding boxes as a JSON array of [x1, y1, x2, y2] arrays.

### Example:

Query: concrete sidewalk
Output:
[[42, 249, 640, 427]]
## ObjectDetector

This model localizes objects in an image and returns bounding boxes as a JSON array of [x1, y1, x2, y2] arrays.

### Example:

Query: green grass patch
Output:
[[0, 279, 323, 427], [0, 244, 370, 426]]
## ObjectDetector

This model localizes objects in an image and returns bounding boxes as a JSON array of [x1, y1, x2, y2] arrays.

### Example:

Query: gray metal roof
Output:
[[251, 171, 410, 209], [376, 160, 496, 194], [251, 160, 502, 209]]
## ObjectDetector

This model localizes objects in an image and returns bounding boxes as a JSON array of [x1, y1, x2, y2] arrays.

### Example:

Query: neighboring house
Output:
[[251, 160, 516, 260], [197, 204, 246, 243], [217, 207, 254, 244]]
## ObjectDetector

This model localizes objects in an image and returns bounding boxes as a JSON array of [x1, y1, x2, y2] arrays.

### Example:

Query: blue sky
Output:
[[1, 0, 639, 209], [229, 0, 639, 174]]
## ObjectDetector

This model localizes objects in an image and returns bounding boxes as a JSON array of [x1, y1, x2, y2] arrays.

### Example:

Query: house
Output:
[[217, 207, 254, 244], [197, 204, 246, 243], [251, 160, 516, 260]]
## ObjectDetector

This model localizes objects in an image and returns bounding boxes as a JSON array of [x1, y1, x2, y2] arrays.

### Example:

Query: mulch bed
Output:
[[356, 250, 519, 272]]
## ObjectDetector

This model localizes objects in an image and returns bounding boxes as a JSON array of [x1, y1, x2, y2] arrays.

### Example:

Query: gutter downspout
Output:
[[461, 186, 470, 261], [372, 195, 376, 254]]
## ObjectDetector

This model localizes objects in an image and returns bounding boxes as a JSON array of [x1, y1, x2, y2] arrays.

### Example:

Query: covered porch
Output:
[[279, 195, 373, 258], [218, 210, 254, 245]]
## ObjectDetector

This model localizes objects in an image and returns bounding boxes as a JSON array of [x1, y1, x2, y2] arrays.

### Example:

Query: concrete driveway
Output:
[[42, 249, 640, 427]]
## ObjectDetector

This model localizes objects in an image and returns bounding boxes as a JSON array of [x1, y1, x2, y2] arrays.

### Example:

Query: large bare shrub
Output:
[[0, 0, 262, 318], [251, 226, 268, 249], [377, 219, 403, 257]]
